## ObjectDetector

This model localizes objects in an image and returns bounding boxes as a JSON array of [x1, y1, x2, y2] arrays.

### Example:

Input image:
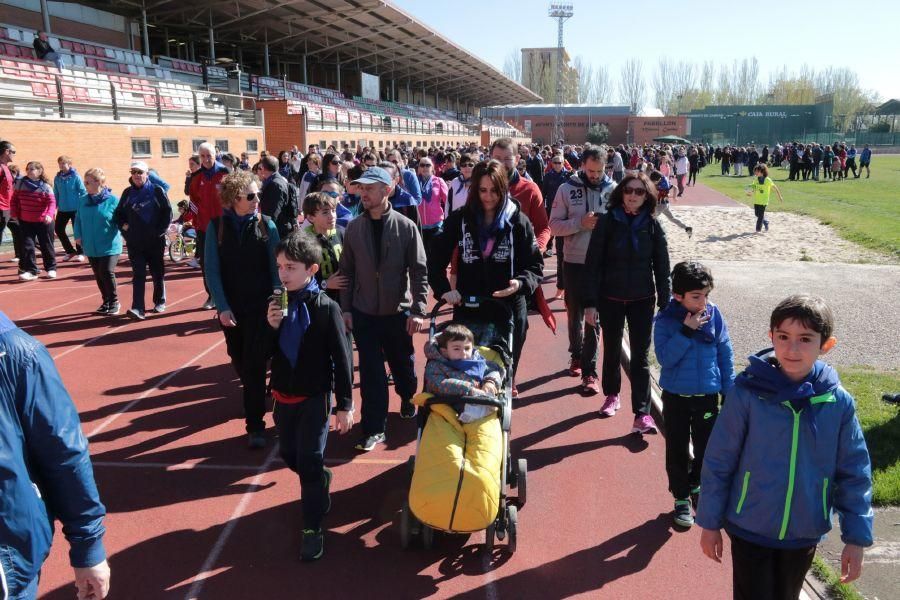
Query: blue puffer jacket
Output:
[[73, 188, 123, 257], [697, 350, 873, 549], [654, 299, 735, 395], [53, 168, 87, 213], [0, 311, 107, 598]]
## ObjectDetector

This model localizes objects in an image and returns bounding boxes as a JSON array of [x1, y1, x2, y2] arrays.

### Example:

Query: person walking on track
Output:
[[12, 161, 57, 281], [189, 142, 229, 311], [74, 167, 122, 315], [53, 155, 87, 263]]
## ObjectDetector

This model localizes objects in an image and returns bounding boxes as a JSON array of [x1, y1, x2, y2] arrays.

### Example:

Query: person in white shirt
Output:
[[674, 151, 690, 197]]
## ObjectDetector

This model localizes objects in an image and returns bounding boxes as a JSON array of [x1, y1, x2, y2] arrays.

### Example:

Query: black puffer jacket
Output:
[[581, 206, 670, 308]]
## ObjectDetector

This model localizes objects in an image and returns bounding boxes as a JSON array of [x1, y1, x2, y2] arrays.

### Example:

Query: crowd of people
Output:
[[0, 132, 875, 599], [712, 141, 874, 182]]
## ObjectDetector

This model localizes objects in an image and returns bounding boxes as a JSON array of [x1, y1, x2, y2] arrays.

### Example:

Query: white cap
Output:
[[130, 161, 149, 173]]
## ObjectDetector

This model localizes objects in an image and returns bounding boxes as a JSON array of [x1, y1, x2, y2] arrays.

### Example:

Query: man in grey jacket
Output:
[[549, 147, 616, 395], [339, 167, 428, 452]]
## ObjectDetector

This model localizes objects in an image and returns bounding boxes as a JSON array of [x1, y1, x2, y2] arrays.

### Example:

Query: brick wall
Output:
[[0, 119, 264, 196]]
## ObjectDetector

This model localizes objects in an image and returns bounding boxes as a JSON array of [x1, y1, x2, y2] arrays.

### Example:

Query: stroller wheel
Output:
[[484, 522, 496, 554], [406, 455, 416, 477], [507, 505, 518, 554], [422, 524, 435, 550], [516, 459, 528, 507], [400, 501, 412, 549]]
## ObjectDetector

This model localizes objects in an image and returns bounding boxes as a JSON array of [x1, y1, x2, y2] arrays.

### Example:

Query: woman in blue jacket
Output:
[[74, 167, 123, 316]]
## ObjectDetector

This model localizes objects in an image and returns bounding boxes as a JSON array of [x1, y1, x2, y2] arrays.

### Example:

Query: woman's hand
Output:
[[266, 298, 283, 329], [219, 310, 237, 327], [326, 271, 348, 291], [492, 279, 521, 298], [441, 290, 462, 305], [333, 409, 355, 434]]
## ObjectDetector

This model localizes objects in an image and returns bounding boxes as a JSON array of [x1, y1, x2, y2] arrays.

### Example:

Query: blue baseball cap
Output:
[[352, 166, 393, 186]]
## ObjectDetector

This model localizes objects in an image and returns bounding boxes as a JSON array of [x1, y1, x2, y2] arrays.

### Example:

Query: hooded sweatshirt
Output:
[[53, 168, 87, 213], [697, 350, 874, 549], [549, 171, 616, 265]]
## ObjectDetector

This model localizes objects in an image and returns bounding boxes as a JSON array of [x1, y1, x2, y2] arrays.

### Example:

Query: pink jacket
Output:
[[417, 176, 448, 227], [12, 179, 56, 223]]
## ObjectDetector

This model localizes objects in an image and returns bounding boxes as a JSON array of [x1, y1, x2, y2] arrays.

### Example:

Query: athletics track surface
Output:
[[0, 193, 737, 599]]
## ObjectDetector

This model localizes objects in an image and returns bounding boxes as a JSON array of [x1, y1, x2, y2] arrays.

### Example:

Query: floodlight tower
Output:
[[548, 3, 573, 144]]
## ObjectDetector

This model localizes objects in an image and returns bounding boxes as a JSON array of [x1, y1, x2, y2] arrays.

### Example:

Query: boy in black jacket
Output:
[[266, 233, 354, 562]]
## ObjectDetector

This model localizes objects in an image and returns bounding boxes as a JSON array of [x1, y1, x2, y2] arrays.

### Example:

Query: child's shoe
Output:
[[673, 500, 694, 528], [300, 529, 324, 562], [631, 414, 659, 434]]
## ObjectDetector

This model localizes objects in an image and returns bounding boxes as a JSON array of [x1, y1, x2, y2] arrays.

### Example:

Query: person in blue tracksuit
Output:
[[0, 310, 110, 600], [53, 155, 87, 261], [654, 261, 734, 529], [697, 295, 873, 600]]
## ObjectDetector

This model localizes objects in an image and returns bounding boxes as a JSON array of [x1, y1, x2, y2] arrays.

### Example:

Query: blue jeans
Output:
[[352, 310, 417, 436], [43, 51, 64, 69], [274, 393, 330, 530]]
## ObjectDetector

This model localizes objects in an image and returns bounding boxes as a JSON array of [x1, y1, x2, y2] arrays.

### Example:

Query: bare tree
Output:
[[503, 48, 522, 84], [591, 64, 615, 103], [573, 55, 593, 103], [652, 58, 675, 115], [734, 57, 760, 104], [620, 59, 646, 113]]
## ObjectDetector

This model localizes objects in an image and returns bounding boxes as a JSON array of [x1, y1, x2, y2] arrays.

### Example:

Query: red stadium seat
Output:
[[61, 40, 73, 50], [84, 45, 96, 56], [30, 82, 51, 98], [86, 58, 98, 69], [61, 85, 77, 100], [118, 64, 129, 73], [72, 42, 85, 54], [74, 87, 90, 102], [3, 44, 20, 58]]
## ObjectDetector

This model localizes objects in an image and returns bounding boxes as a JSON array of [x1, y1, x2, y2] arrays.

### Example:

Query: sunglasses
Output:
[[245, 192, 259, 201], [622, 186, 647, 197], [460, 162, 475, 168], [419, 163, 433, 167], [552, 161, 563, 165], [130, 170, 145, 175], [331, 160, 341, 165]]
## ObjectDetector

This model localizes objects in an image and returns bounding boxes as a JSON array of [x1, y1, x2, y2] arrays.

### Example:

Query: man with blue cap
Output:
[[337, 167, 428, 452]]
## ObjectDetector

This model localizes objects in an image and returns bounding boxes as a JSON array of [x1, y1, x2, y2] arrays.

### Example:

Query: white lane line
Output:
[[0, 263, 93, 295], [184, 446, 279, 600], [92, 457, 407, 471], [85, 336, 226, 439], [51, 289, 207, 361], [19, 292, 100, 321]]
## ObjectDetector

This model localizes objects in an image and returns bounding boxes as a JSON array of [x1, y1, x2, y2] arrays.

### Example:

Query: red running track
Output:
[[0, 253, 733, 599]]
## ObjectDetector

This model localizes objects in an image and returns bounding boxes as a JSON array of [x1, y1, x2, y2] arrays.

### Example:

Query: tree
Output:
[[573, 55, 592, 103], [620, 59, 646, 114], [585, 123, 610, 145], [591, 65, 615, 103], [652, 59, 675, 115], [503, 48, 522, 84]]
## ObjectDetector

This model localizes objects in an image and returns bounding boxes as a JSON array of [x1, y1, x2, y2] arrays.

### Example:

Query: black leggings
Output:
[[54, 210, 82, 256], [19, 220, 56, 274], [598, 296, 655, 415], [89, 254, 120, 305], [753, 204, 768, 232]]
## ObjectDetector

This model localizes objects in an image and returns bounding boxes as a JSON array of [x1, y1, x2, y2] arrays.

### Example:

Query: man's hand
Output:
[[699, 528, 723, 563], [580, 211, 598, 230], [683, 309, 711, 331], [327, 270, 348, 291], [74, 559, 110, 599], [441, 290, 462, 305], [492, 279, 521, 298], [406, 315, 423, 335], [218, 310, 237, 327], [584, 307, 598, 327], [266, 298, 283, 329], [840, 544, 864, 583], [333, 409, 354, 434], [343, 312, 353, 333]]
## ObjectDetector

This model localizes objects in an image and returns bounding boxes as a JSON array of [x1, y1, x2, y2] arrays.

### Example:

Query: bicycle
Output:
[[166, 223, 197, 263]]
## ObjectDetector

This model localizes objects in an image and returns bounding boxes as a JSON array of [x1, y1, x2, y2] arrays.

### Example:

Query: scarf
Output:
[[659, 299, 717, 343], [21, 178, 46, 193], [474, 196, 511, 256], [419, 175, 434, 203], [612, 206, 650, 252], [279, 278, 321, 369], [222, 208, 256, 237], [508, 168, 521, 187], [127, 180, 157, 224], [86, 188, 112, 206], [58, 167, 77, 180], [444, 353, 487, 381]]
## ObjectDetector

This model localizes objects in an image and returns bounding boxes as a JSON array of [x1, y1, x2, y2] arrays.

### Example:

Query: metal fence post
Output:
[[224, 102, 230, 126], [110, 81, 119, 121], [155, 88, 162, 123], [54, 75, 65, 119], [192, 91, 199, 124]]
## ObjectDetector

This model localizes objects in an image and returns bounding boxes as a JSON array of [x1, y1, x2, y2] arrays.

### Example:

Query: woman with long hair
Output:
[[11, 161, 57, 280], [582, 172, 670, 435]]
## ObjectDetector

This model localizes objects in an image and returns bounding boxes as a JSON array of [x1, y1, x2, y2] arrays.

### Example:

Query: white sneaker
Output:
[[19, 272, 37, 281], [46, 270, 57, 279], [74, 254, 87, 263], [10, 257, 18, 264]]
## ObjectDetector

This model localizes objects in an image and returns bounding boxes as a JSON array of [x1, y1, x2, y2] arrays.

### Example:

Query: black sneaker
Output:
[[673, 500, 694, 528], [354, 432, 385, 452], [247, 431, 267, 449], [106, 302, 121, 316], [322, 467, 333, 515], [95, 303, 110, 315], [126, 308, 145, 321], [300, 529, 324, 562], [400, 399, 416, 419]]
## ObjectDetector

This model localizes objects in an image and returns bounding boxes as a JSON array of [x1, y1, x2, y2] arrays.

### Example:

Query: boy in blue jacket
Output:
[[697, 295, 873, 600], [654, 261, 734, 528]]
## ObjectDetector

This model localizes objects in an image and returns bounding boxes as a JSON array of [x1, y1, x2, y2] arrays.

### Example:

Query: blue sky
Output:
[[392, 0, 900, 107]]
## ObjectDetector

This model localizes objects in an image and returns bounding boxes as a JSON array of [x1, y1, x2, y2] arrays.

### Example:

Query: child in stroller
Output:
[[424, 324, 504, 424]]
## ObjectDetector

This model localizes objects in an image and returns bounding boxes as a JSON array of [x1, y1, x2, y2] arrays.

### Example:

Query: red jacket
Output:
[[11, 179, 56, 223], [508, 172, 550, 252], [189, 163, 228, 232], [0, 164, 12, 211]]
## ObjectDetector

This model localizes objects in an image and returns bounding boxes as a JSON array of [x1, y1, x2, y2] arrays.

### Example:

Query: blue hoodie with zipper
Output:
[[697, 349, 873, 549]]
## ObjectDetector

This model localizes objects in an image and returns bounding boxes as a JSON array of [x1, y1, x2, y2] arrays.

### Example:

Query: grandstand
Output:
[[0, 0, 534, 190]]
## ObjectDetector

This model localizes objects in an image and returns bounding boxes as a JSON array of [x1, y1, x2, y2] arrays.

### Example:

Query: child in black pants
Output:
[[654, 261, 735, 528], [266, 233, 353, 562]]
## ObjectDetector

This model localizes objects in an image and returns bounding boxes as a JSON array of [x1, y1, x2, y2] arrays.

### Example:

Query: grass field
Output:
[[699, 155, 900, 260]]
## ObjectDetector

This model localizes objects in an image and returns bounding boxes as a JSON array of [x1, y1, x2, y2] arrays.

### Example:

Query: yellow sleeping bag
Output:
[[408, 395, 503, 533]]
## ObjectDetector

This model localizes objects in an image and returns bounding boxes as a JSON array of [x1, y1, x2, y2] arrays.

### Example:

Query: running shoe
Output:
[[95, 303, 110, 315], [62, 253, 75, 262], [10, 257, 19, 263], [153, 303, 167, 314], [106, 302, 121, 316], [126, 308, 145, 321], [764, 220, 769, 232], [355, 432, 385, 452], [300, 529, 324, 562], [599, 394, 620, 417], [46, 270, 57, 279], [74, 254, 86, 263], [19, 272, 36, 281], [581, 375, 600, 396], [201, 297, 216, 310], [568, 358, 582, 377], [399, 398, 416, 419], [631, 414, 659, 435], [685, 227, 693, 239], [673, 500, 694, 528]]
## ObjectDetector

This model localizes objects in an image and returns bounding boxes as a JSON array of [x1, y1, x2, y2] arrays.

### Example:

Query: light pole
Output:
[[548, 3, 574, 143]]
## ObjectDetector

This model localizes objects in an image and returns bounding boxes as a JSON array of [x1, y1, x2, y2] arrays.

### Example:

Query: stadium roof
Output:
[[76, 0, 541, 106]]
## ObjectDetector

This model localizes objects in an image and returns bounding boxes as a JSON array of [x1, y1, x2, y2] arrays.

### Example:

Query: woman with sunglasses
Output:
[[204, 169, 281, 449], [114, 162, 172, 319], [74, 168, 122, 315], [445, 153, 475, 213], [317, 153, 345, 189], [298, 154, 322, 198], [582, 173, 670, 435]]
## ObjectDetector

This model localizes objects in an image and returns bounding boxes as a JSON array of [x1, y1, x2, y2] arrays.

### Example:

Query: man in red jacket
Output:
[[0, 140, 20, 264], [189, 141, 229, 310]]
